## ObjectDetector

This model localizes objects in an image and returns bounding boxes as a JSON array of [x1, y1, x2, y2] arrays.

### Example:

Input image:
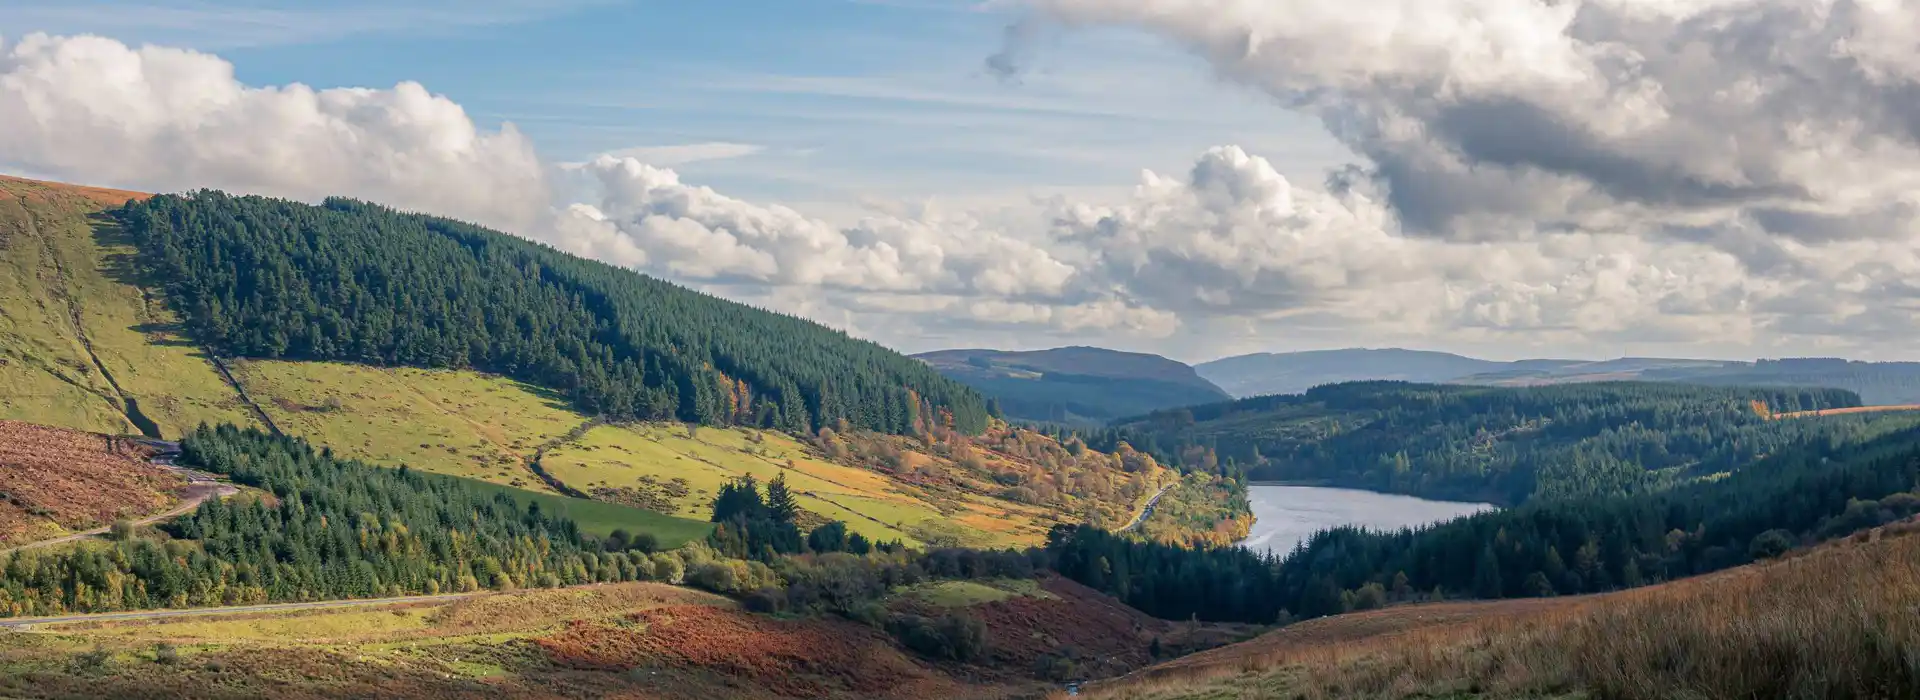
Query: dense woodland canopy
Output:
[[115, 192, 991, 436], [1050, 423, 1920, 623], [1089, 381, 1889, 505], [0, 426, 664, 617]]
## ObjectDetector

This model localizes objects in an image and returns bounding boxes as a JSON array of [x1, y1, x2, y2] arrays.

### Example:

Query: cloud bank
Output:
[[5, 18, 1920, 359]]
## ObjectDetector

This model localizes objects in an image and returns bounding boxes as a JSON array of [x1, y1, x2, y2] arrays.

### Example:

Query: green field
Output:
[[541, 423, 964, 546], [443, 473, 713, 545], [231, 360, 586, 492]]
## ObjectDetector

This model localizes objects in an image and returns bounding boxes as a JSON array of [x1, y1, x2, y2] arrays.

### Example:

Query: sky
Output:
[[5, 0, 1920, 363]]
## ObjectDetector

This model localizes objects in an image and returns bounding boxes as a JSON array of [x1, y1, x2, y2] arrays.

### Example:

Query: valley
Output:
[[3, 174, 1916, 699]]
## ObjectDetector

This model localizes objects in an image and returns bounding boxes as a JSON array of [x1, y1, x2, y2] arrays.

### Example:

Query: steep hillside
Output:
[[0, 420, 185, 546], [118, 191, 991, 436], [916, 347, 1229, 425], [1097, 381, 1908, 505], [1085, 519, 1920, 699], [0, 176, 256, 437]]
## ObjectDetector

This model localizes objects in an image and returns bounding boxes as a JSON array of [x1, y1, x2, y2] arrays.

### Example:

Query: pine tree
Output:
[[765, 473, 799, 524]]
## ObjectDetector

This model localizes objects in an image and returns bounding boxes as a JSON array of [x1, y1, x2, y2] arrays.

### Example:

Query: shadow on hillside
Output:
[[88, 212, 204, 352]]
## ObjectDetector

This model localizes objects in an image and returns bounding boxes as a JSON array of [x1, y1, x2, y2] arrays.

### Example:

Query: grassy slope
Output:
[[0, 176, 256, 437], [0, 176, 1189, 553], [229, 360, 583, 492], [1085, 518, 1920, 700]]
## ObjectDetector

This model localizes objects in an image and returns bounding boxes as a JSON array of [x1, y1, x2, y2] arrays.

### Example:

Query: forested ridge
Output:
[[1049, 423, 1920, 623], [1090, 381, 1892, 505], [114, 192, 990, 436], [0, 426, 666, 617]]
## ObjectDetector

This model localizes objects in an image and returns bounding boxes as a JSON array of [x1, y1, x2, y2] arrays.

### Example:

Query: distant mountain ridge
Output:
[[1197, 348, 1920, 405], [913, 346, 1229, 425]]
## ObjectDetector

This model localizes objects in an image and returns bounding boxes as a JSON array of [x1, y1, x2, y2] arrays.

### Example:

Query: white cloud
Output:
[[0, 32, 548, 231], [9, 27, 1920, 358]]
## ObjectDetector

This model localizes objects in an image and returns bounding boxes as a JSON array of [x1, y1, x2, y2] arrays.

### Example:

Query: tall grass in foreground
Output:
[[1082, 522, 1920, 699]]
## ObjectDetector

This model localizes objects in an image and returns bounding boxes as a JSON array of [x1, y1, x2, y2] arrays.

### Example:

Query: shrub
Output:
[[1749, 529, 1795, 561], [109, 519, 135, 541], [153, 642, 178, 666], [649, 553, 684, 584], [888, 612, 989, 662], [744, 586, 788, 614]]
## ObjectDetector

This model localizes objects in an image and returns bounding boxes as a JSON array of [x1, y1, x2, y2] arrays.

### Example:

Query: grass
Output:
[[1083, 520, 1920, 700], [230, 360, 584, 491], [441, 473, 712, 545], [541, 423, 953, 546], [898, 580, 1019, 608], [0, 176, 253, 438]]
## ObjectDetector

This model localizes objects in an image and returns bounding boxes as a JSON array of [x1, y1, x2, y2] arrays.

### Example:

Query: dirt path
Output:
[[0, 448, 238, 557]]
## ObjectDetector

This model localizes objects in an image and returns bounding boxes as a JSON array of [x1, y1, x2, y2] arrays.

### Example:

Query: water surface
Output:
[[1241, 484, 1494, 557]]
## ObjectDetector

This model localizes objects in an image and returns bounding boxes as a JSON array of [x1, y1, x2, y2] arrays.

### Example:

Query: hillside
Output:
[[1096, 381, 1912, 505], [0, 177, 1216, 552], [915, 347, 1229, 425], [1082, 518, 1920, 699], [0, 420, 184, 546], [0, 175, 256, 437], [119, 191, 990, 436]]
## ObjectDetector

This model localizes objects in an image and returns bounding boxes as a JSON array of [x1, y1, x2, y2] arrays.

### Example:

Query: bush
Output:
[[688, 562, 739, 594], [888, 612, 989, 662], [649, 553, 684, 584], [69, 645, 111, 675], [629, 532, 661, 554], [744, 586, 788, 614], [153, 642, 179, 666], [1749, 529, 1795, 561], [847, 601, 888, 628], [109, 519, 135, 541]]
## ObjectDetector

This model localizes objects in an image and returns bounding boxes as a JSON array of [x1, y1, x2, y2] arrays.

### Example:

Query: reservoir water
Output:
[[1240, 484, 1495, 557]]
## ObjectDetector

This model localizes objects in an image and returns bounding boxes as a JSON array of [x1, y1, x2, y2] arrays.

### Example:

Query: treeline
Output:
[[1046, 424, 1920, 624], [0, 426, 668, 617], [1088, 381, 1897, 504], [116, 192, 990, 436]]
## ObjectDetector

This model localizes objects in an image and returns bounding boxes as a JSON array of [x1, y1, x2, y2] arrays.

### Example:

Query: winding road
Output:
[[0, 442, 238, 558], [1121, 484, 1175, 532]]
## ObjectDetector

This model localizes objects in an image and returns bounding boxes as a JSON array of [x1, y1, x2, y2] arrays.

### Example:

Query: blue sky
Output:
[[9, 0, 1916, 362], [9, 0, 1348, 212]]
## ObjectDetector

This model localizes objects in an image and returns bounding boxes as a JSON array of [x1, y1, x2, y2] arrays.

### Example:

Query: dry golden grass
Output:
[[1089, 521, 1920, 700]]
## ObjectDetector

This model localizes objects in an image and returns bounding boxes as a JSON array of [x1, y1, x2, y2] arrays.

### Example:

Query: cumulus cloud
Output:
[[1001, 0, 1920, 242], [11, 25, 1920, 356], [0, 33, 548, 230]]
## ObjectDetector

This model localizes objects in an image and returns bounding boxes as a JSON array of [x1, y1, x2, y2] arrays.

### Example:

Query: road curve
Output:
[[0, 454, 238, 557], [0, 593, 482, 629], [1120, 484, 1175, 532]]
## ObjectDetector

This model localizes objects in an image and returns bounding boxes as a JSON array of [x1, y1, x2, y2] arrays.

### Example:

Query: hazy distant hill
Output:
[[914, 346, 1230, 425], [1198, 349, 1920, 405], [1194, 349, 1515, 397]]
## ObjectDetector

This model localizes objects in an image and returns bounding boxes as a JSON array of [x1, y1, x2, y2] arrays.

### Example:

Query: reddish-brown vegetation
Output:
[[535, 604, 964, 699], [0, 174, 150, 208], [0, 420, 183, 544], [1085, 519, 1920, 699]]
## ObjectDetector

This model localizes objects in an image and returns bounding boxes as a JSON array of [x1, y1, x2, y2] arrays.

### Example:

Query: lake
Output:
[[1240, 484, 1495, 557]]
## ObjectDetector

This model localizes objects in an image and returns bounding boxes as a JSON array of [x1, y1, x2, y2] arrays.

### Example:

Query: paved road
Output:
[[0, 445, 237, 557], [0, 593, 482, 629], [1120, 484, 1175, 531]]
